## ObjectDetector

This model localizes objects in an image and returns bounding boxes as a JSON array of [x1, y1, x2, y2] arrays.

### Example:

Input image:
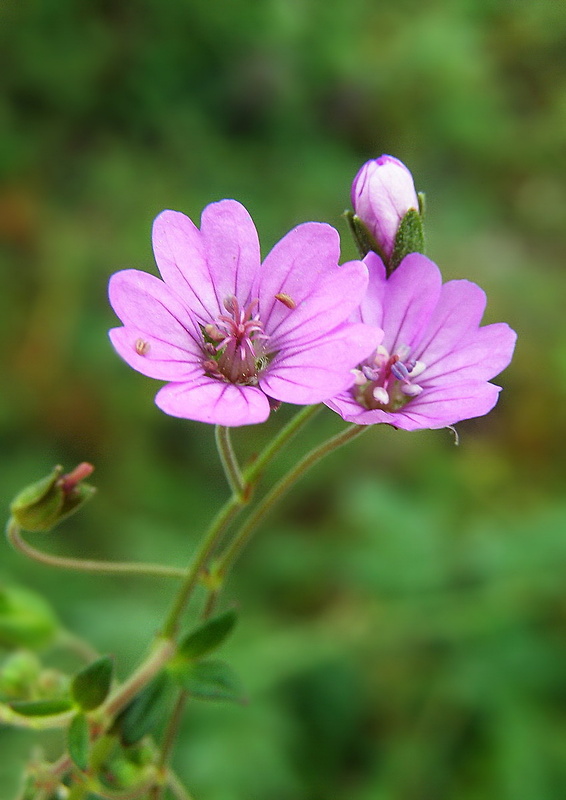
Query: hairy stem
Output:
[[215, 425, 246, 499], [6, 519, 186, 580], [218, 424, 368, 578], [243, 404, 321, 486], [102, 638, 176, 719], [150, 691, 188, 800]]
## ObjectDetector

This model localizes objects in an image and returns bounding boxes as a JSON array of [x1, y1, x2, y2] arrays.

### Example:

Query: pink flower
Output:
[[325, 252, 517, 430], [109, 200, 380, 426], [351, 155, 420, 260]]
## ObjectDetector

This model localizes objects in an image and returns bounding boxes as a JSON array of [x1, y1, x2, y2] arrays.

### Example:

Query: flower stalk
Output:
[[6, 518, 186, 580], [217, 423, 369, 579]]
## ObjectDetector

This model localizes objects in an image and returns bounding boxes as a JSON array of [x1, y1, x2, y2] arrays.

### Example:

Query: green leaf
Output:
[[178, 610, 237, 660], [71, 655, 114, 711], [171, 659, 244, 703], [68, 712, 90, 771], [10, 698, 73, 716], [114, 672, 173, 747]]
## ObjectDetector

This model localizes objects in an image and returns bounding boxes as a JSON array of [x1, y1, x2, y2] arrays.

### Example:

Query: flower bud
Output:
[[0, 651, 41, 699], [350, 155, 423, 269], [0, 585, 59, 650], [9, 463, 96, 533]]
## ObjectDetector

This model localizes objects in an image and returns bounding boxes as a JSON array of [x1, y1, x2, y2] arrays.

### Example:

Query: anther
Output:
[[373, 386, 390, 405], [275, 293, 297, 309]]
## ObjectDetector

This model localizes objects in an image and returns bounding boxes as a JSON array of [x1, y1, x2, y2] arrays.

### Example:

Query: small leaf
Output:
[[171, 659, 243, 703], [178, 610, 237, 660], [10, 698, 73, 716], [68, 712, 89, 771], [71, 655, 113, 711], [114, 672, 173, 747]]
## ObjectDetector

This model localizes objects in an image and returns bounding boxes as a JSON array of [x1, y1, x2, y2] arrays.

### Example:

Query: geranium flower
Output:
[[109, 200, 380, 426], [325, 252, 517, 430]]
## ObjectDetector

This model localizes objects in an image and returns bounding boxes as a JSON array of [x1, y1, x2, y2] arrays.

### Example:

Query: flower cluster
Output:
[[109, 158, 516, 430]]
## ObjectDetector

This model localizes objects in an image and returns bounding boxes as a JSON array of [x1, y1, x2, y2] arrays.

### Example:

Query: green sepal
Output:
[[71, 655, 114, 711], [344, 210, 385, 260], [68, 712, 90, 772], [10, 697, 73, 716], [0, 585, 59, 650], [10, 464, 96, 533], [178, 610, 237, 660], [390, 208, 425, 273], [170, 658, 244, 703], [114, 672, 174, 747]]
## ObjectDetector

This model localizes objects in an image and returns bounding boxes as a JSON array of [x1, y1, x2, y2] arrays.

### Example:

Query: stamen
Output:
[[401, 383, 423, 397], [354, 343, 427, 411], [275, 292, 297, 309], [373, 386, 390, 405], [409, 360, 426, 379], [352, 368, 367, 385], [390, 361, 410, 381], [203, 296, 270, 385], [135, 339, 150, 356]]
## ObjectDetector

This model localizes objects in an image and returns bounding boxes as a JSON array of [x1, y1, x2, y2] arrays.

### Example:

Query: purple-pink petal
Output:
[[152, 210, 217, 323], [266, 258, 370, 349], [155, 378, 270, 426], [257, 222, 341, 332], [109, 327, 203, 381], [385, 381, 503, 430], [413, 280, 487, 365], [200, 200, 260, 307], [421, 323, 517, 384], [261, 323, 382, 404], [380, 254, 442, 354], [108, 269, 202, 348]]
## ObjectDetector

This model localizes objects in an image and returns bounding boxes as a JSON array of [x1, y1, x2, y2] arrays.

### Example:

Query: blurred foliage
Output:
[[1, 0, 566, 797]]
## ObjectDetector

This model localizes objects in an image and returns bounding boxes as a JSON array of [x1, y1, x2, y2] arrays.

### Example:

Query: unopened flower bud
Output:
[[0, 650, 41, 699], [349, 155, 424, 271], [10, 463, 96, 533], [0, 585, 59, 650]]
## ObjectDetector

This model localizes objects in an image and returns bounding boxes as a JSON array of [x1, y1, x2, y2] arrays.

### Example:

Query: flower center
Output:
[[352, 345, 426, 411], [202, 296, 271, 385]]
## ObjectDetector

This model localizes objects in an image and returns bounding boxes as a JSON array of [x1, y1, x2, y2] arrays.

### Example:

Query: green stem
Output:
[[6, 520, 186, 580], [150, 692, 188, 800], [102, 638, 176, 719], [243, 404, 321, 486], [167, 770, 195, 800], [215, 425, 246, 499], [217, 423, 368, 578], [159, 496, 242, 639], [160, 406, 321, 639]]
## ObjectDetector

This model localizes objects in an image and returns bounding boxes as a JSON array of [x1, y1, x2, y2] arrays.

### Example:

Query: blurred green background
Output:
[[1, 0, 566, 798]]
